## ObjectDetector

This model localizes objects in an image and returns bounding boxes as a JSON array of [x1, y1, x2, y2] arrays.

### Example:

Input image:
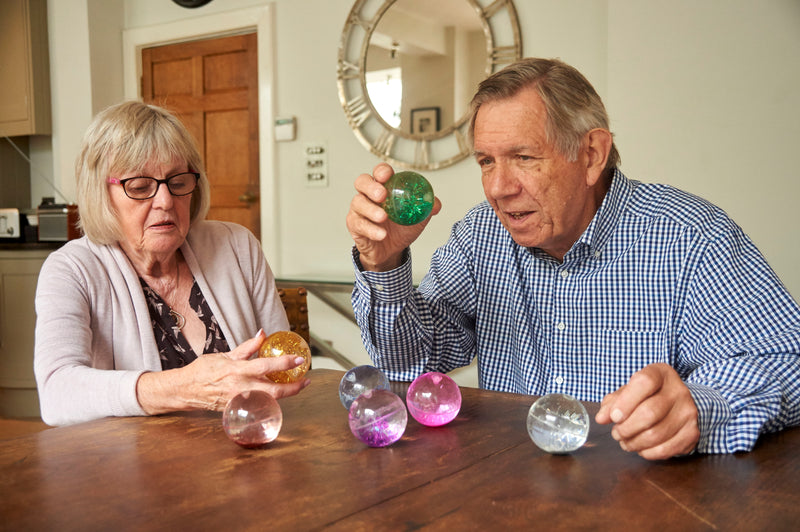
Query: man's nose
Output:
[[484, 162, 520, 198]]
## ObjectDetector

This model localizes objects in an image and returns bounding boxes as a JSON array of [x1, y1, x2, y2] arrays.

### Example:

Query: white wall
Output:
[[32, 0, 124, 207], [87, 0, 125, 115], [607, 0, 800, 301], [35, 0, 93, 206], [44, 0, 800, 300]]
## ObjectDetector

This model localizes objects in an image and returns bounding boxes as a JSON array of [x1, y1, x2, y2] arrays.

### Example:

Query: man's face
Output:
[[473, 87, 603, 260]]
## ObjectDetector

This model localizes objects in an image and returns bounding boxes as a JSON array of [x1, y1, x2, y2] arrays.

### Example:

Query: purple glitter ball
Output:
[[348, 389, 407, 447]]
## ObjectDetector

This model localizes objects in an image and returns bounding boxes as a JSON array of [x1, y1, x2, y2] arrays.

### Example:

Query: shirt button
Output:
[[560, 270, 569, 278], [555, 376, 564, 385], [374, 284, 384, 292], [594, 250, 602, 258], [556, 322, 566, 331]]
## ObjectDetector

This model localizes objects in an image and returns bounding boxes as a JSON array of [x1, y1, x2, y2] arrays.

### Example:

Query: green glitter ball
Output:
[[382, 171, 434, 226]]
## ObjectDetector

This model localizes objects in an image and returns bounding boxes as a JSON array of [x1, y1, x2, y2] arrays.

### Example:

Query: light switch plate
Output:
[[304, 142, 328, 187]]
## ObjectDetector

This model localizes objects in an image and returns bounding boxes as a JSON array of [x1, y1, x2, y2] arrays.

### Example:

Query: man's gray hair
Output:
[[469, 58, 620, 172]]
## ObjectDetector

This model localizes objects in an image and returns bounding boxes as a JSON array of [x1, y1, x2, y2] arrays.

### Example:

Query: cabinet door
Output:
[[0, 254, 46, 388], [0, 0, 51, 136]]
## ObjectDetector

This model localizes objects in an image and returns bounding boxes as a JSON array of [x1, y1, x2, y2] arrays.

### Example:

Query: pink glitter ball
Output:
[[406, 372, 462, 427], [222, 390, 283, 448]]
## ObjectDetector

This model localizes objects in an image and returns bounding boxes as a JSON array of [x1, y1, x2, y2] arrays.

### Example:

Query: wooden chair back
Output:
[[277, 287, 310, 344]]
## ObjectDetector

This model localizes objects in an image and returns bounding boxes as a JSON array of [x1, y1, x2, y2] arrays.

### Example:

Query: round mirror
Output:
[[338, 0, 522, 171], [364, 0, 486, 138]]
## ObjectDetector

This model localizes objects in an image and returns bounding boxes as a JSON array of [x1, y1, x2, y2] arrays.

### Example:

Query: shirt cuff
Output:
[[351, 246, 413, 303], [686, 382, 735, 453]]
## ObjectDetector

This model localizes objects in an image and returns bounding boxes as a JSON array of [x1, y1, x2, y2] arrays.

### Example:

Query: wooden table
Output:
[[1, 369, 798, 531]]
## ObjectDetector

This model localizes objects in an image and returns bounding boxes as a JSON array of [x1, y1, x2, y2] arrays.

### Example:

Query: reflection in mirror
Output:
[[365, 0, 487, 138]]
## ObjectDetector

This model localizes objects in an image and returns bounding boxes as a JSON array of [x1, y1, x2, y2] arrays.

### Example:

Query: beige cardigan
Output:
[[34, 220, 289, 426]]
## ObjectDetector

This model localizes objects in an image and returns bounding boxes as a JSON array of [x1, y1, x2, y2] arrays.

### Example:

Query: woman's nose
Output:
[[150, 181, 174, 207]]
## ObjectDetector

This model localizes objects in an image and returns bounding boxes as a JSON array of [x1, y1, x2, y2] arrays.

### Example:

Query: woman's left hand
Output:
[[136, 330, 310, 414]]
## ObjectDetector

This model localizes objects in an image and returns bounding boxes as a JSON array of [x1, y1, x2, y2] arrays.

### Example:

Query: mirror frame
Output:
[[337, 0, 522, 171]]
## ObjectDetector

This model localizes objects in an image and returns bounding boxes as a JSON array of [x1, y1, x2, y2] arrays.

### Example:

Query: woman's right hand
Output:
[[345, 162, 441, 272], [136, 330, 310, 414]]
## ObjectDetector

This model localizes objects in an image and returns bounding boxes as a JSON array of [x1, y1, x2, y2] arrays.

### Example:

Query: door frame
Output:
[[122, 5, 281, 274]]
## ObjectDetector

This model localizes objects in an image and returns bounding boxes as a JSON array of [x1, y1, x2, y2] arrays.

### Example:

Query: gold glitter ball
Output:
[[258, 330, 311, 383]]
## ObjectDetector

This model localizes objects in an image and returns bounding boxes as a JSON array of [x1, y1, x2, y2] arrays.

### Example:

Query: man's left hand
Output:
[[595, 363, 700, 460]]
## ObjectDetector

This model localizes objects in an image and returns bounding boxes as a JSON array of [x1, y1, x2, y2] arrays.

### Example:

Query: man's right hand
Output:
[[346, 163, 441, 272]]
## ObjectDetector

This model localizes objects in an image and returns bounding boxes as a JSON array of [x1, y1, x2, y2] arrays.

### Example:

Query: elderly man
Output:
[[345, 58, 800, 460]]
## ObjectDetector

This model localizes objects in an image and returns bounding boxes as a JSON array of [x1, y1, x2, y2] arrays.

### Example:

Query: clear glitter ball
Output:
[[526, 393, 590, 453]]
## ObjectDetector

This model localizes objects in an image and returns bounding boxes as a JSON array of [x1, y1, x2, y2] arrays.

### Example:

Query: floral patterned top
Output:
[[140, 277, 230, 369]]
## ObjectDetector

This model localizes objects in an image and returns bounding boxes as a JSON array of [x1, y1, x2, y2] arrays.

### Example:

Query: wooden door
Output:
[[141, 33, 260, 238]]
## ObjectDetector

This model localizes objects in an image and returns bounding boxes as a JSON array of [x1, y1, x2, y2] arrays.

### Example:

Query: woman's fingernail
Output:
[[294, 356, 306, 366]]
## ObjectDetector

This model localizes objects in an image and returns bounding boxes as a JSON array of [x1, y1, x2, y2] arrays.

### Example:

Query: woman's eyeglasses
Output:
[[106, 172, 200, 200]]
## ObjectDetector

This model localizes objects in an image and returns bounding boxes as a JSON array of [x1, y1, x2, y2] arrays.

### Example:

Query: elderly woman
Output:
[[34, 101, 308, 426]]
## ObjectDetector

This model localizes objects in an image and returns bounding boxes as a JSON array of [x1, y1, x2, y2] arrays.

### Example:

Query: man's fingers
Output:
[[602, 365, 665, 424], [627, 419, 700, 460], [349, 193, 389, 229], [371, 162, 395, 183], [354, 172, 389, 202]]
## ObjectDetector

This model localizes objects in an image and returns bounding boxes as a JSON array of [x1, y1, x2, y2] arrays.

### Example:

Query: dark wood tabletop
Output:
[[1, 369, 798, 531]]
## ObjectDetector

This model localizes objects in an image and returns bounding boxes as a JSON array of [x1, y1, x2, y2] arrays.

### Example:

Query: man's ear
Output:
[[583, 128, 613, 186]]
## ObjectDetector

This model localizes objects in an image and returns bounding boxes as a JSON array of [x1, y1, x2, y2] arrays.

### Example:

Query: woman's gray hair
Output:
[[469, 58, 620, 172], [75, 101, 210, 245]]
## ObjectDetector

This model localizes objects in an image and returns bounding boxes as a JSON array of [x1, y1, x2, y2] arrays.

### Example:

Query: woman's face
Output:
[[107, 158, 193, 263]]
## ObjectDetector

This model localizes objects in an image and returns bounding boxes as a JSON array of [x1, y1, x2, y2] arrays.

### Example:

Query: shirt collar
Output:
[[525, 169, 633, 262], [571, 169, 633, 259]]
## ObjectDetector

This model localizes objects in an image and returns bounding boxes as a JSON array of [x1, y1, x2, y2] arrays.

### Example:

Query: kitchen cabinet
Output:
[[0, 0, 50, 136], [0, 249, 48, 418]]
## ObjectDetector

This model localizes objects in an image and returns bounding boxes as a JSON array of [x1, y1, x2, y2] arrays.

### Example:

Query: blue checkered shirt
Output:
[[351, 170, 800, 454]]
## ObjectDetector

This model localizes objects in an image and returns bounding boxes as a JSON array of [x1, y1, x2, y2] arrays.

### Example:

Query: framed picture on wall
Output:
[[411, 107, 440, 134]]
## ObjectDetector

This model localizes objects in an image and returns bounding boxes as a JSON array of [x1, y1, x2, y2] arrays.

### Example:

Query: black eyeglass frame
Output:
[[106, 172, 200, 200]]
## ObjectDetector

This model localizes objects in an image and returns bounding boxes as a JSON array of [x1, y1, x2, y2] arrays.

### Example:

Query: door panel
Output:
[[141, 33, 260, 238], [206, 108, 254, 229]]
